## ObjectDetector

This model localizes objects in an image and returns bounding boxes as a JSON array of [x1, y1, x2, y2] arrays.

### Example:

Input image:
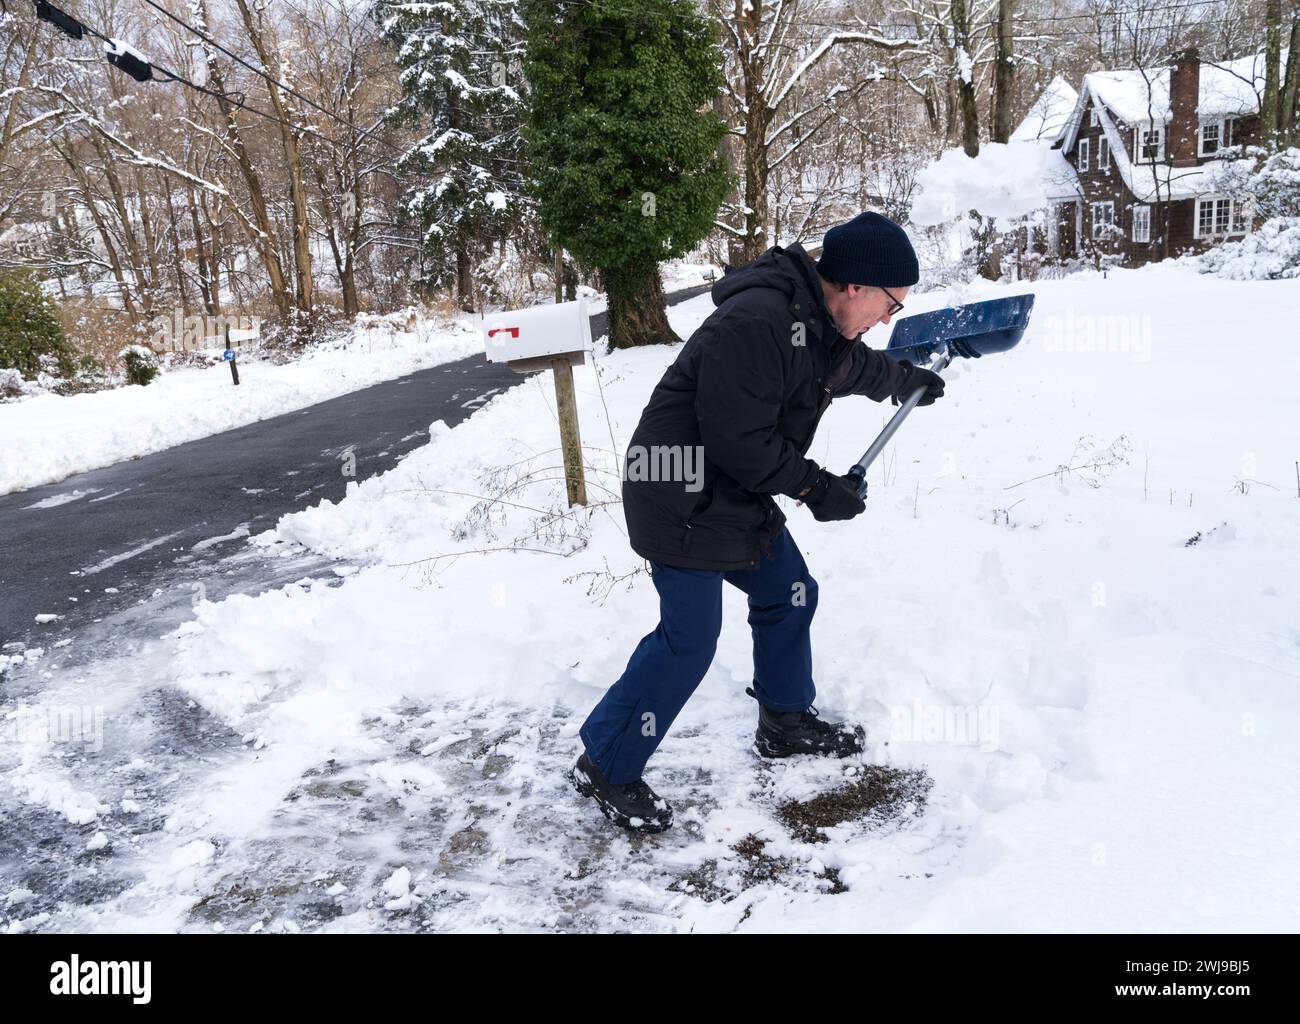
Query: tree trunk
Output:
[[93, 138, 153, 318], [58, 144, 139, 324], [740, 83, 771, 263], [134, 167, 162, 299], [951, 0, 980, 157], [1263, 0, 1281, 142], [186, 185, 215, 315], [1281, 19, 1300, 147], [991, 0, 1016, 144], [604, 261, 676, 349], [742, 141, 769, 262], [456, 247, 475, 312], [160, 173, 188, 312], [235, 0, 313, 324], [196, 4, 290, 321]]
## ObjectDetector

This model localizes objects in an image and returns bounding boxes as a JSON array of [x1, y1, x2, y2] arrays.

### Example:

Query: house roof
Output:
[[1090, 98, 1253, 202], [1046, 48, 1281, 203], [1061, 49, 1287, 153], [1010, 76, 1079, 144]]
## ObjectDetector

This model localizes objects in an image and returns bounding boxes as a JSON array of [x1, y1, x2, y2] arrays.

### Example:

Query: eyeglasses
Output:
[[879, 286, 905, 317]]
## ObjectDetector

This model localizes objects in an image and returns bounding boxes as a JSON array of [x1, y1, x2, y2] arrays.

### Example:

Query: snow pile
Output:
[[911, 143, 1050, 226], [1197, 217, 1300, 280], [0, 312, 483, 495]]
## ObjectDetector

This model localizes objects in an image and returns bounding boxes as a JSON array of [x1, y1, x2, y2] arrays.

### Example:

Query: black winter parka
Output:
[[622, 243, 909, 570]]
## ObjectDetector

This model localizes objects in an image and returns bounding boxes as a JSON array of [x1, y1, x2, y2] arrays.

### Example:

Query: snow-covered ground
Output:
[[0, 313, 483, 496], [3, 261, 1299, 932]]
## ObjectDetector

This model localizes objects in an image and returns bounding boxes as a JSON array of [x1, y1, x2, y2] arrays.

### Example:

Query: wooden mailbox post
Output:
[[484, 300, 593, 507]]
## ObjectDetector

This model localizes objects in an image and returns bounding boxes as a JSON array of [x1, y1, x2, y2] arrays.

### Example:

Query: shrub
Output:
[[119, 344, 159, 386], [1198, 217, 1300, 280], [0, 271, 74, 378]]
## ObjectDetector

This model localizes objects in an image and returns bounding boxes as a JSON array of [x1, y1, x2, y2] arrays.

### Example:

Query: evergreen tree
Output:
[[521, 0, 729, 348], [381, 1, 527, 310], [0, 271, 73, 379]]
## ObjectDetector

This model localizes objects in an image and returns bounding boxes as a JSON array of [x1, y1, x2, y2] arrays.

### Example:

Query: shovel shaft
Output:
[[847, 348, 952, 498]]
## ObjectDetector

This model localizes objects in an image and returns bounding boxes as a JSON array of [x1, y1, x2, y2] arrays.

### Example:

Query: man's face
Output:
[[825, 283, 910, 339]]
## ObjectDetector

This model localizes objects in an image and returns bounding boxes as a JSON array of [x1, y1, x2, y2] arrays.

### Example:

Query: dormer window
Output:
[[1138, 125, 1164, 162], [1099, 136, 1110, 170], [1078, 138, 1090, 171], [1199, 117, 1234, 157], [1090, 106, 1100, 128]]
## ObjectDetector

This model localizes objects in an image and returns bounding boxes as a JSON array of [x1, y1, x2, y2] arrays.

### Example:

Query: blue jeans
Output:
[[579, 527, 818, 784]]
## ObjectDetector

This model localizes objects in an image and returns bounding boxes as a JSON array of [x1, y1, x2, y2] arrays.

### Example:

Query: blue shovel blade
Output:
[[883, 294, 1035, 362]]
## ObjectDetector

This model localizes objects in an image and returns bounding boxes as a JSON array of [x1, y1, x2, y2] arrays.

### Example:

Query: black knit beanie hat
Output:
[[817, 211, 919, 288]]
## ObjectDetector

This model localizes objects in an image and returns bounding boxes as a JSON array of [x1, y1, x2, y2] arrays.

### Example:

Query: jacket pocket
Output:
[[683, 478, 716, 527]]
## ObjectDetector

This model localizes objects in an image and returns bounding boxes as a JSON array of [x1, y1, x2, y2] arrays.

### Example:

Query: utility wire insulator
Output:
[[34, 0, 84, 39], [105, 38, 153, 82]]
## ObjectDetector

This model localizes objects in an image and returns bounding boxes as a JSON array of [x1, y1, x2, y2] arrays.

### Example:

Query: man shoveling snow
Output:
[[572, 212, 946, 833]]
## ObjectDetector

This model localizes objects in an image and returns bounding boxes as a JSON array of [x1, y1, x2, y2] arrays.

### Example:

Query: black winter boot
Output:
[[748, 687, 865, 759], [570, 752, 673, 833]]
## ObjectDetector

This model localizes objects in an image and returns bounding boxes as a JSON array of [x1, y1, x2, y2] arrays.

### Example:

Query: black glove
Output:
[[800, 469, 866, 522], [890, 359, 946, 407]]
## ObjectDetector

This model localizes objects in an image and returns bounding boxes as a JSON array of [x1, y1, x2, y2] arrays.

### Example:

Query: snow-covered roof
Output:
[[1010, 76, 1079, 144], [1089, 99, 1253, 202], [1062, 49, 1287, 151]]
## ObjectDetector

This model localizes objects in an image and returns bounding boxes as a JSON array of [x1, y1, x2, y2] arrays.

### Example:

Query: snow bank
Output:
[[1, 315, 482, 495]]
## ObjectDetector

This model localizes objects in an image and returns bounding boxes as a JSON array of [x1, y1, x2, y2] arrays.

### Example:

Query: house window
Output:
[[1139, 126, 1164, 161], [1091, 201, 1115, 240], [1199, 121, 1220, 156], [1090, 107, 1100, 128], [1132, 204, 1150, 243], [1099, 136, 1110, 170], [1195, 197, 1251, 239], [1078, 138, 1090, 171], [1199, 118, 1236, 157]]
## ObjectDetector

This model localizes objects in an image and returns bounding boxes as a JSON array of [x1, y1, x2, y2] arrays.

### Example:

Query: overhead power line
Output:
[[30, 0, 383, 156], [135, 0, 395, 153]]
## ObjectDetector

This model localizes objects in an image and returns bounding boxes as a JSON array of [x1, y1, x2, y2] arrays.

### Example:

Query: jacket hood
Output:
[[711, 243, 832, 328]]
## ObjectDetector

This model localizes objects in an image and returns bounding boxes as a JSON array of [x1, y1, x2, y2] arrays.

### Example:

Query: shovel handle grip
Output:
[[847, 463, 868, 500]]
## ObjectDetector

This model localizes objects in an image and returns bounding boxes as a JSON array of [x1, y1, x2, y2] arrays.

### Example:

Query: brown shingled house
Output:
[[1039, 48, 1279, 266]]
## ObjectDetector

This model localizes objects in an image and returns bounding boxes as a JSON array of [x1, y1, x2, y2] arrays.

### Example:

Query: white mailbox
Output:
[[483, 299, 592, 364]]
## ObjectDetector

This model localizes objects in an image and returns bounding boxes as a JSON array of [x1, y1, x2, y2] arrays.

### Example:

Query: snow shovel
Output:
[[844, 294, 1035, 499]]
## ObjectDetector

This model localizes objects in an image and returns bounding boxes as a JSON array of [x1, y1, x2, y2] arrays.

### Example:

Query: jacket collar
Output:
[[779, 242, 859, 365], [774, 243, 830, 342]]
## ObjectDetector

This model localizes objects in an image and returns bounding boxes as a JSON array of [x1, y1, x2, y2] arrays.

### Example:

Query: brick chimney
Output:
[[1169, 48, 1200, 168]]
